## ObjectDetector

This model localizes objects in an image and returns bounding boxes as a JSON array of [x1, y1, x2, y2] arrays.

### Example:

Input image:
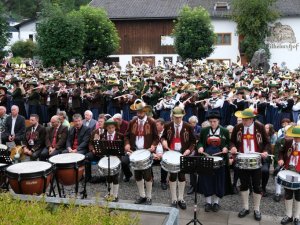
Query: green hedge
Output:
[[0, 194, 140, 225]]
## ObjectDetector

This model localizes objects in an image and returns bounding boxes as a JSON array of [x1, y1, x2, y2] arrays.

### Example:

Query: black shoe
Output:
[[254, 210, 261, 221], [187, 186, 195, 195], [135, 197, 147, 204], [274, 194, 282, 202], [294, 218, 300, 225], [178, 200, 187, 210], [212, 203, 220, 212], [281, 216, 293, 224], [161, 182, 168, 190], [205, 203, 212, 212], [238, 208, 250, 218], [145, 198, 152, 205], [171, 200, 177, 208]]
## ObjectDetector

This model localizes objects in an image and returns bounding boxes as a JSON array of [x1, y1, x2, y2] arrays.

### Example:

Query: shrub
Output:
[[0, 193, 140, 225], [11, 40, 37, 58]]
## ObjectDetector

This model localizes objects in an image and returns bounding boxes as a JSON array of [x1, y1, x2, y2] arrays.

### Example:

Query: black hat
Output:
[[206, 111, 221, 120]]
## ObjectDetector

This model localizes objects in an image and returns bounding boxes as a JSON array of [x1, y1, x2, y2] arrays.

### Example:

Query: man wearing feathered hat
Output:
[[230, 108, 271, 221], [124, 100, 159, 205], [278, 126, 300, 225]]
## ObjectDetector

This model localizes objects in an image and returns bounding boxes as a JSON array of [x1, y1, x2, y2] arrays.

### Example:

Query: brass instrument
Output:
[[10, 145, 26, 161]]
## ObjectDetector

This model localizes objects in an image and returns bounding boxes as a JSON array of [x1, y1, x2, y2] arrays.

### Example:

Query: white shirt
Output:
[[173, 122, 183, 151], [243, 123, 255, 153], [11, 116, 17, 135], [156, 130, 164, 154], [85, 120, 90, 127], [135, 116, 147, 150], [107, 131, 115, 141], [173, 121, 183, 135], [289, 141, 300, 167]]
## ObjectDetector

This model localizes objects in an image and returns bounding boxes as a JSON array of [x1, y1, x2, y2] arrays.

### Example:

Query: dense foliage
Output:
[[232, 0, 279, 60], [0, 194, 140, 225], [173, 5, 215, 60], [11, 40, 37, 58], [0, 3, 9, 50]]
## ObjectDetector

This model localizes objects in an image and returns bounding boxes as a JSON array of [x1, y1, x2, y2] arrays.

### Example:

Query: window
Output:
[[214, 2, 230, 11], [29, 34, 33, 41], [215, 33, 231, 45], [8, 33, 12, 38]]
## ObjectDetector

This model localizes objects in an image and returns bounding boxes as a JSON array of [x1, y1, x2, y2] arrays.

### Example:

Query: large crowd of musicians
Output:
[[1, 59, 300, 224]]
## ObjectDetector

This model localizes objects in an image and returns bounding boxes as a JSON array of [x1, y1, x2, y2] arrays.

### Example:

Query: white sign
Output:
[[161, 36, 174, 46]]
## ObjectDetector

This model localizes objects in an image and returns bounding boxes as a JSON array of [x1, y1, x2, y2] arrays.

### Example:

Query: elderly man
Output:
[[112, 113, 129, 135], [83, 110, 97, 131], [40, 115, 68, 161], [64, 114, 91, 155], [22, 114, 46, 160], [2, 105, 25, 145], [162, 106, 196, 209], [231, 108, 270, 221], [124, 101, 159, 205]]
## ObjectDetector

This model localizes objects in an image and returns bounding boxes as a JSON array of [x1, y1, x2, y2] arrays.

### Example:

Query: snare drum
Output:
[[6, 161, 53, 195], [98, 156, 121, 176], [130, 149, 153, 170], [208, 156, 224, 169], [49, 153, 85, 186], [236, 153, 261, 170], [161, 151, 182, 173], [0, 144, 8, 151], [277, 170, 300, 190]]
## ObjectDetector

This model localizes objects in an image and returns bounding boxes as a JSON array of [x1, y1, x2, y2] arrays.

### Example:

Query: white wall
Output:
[[18, 21, 37, 42], [209, 19, 240, 64], [268, 17, 300, 70], [7, 32, 19, 47]]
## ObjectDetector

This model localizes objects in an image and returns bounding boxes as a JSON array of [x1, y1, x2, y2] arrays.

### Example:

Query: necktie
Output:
[[246, 128, 251, 150], [176, 125, 180, 138], [51, 128, 58, 148], [30, 127, 34, 139], [138, 120, 143, 136]]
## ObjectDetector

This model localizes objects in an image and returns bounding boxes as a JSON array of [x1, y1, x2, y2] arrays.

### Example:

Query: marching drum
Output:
[[98, 156, 121, 176], [161, 151, 182, 173], [5, 161, 53, 195], [277, 170, 300, 190], [49, 153, 85, 186], [130, 149, 153, 170], [236, 153, 262, 170], [208, 156, 224, 169]]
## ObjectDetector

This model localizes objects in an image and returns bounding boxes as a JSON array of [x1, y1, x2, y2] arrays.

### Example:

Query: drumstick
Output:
[[212, 152, 224, 156], [201, 152, 210, 157]]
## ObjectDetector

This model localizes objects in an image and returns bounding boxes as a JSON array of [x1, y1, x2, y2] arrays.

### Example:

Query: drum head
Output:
[[0, 163, 7, 169], [209, 156, 223, 162], [130, 150, 150, 162], [49, 153, 85, 164], [162, 151, 182, 165], [278, 170, 300, 179], [0, 144, 7, 150], [6, 161, 52, 174], [98, 156, 120, 168], [237, 153, 260, 158]]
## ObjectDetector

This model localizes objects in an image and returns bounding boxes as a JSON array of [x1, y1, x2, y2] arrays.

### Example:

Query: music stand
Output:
[[0, 154, 12, 191], [180, 156, 214, 225], [93, 140, 124, 198]]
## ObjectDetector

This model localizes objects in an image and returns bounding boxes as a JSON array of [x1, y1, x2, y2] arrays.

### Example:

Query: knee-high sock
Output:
[[108, 183, 113, 195], [113, 184, 119, 198], [205, 196, 212, 204], [145, 181, 153, 199], [294, 200, 300, 219], [169, 181, 177, 202], [285, 199, 293, 218], [241, 190, 249, 210], [178, 181, 185, 201], [136, 179, 146, 198], [275, 177, 282, 195], [253, 193, 261, 212], [213, 196, 220, 204]]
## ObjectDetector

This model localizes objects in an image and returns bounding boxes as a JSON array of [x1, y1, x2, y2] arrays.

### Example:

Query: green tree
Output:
[[36, 5, 85, 68], [232, 0, 279, 60], [78, 6, 120, 60], [173, 5, 215, 60], [11, 40, 37, 58], [0, 2, 9, 50]]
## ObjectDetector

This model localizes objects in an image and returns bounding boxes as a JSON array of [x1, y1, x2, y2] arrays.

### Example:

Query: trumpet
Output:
[[114, 94, 133, 99], [194, 99, 208, 104]]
